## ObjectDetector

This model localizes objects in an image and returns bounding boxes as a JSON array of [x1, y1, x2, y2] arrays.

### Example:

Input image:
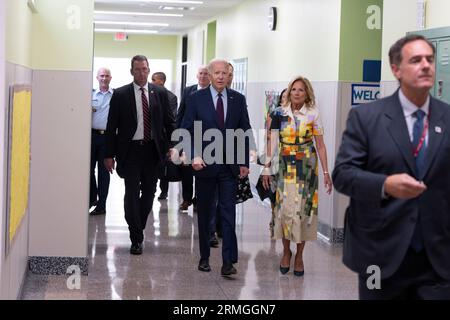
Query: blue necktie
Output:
[[410, 109, 426, 252]]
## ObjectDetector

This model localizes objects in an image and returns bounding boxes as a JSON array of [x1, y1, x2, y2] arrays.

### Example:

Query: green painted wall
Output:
[[339, 0, 383, 81], [94, 33, 178, 79], [206, 20, 216, 63], [31, 0, 94, 71], [6, 0, 33, 67]]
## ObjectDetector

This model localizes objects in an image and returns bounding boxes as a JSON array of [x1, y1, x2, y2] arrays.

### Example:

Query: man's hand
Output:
[[239, 166, 249, 178], [169, 148, 180, 163], [192, 157, 206, 171], [104, 158, 115, 174], [384, 173, 427, 199]]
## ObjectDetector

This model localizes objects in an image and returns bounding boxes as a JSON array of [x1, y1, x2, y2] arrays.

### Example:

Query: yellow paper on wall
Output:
[[9, 90, 31, 243]]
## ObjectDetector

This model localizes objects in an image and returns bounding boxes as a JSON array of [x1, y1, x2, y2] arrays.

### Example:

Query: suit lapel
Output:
[[385, 92, 417, 175], [420, 98, 446, 179], [225, 88, 235, 127], [129, 83, 137, 123]]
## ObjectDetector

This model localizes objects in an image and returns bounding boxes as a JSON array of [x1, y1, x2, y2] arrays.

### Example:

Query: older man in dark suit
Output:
[[333, 35, 450, 299], [104, 55, 175, 255], [179, 59, 252, 276]]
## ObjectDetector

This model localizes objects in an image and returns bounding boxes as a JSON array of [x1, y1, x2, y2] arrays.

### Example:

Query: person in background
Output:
[[151, 71, 178, 200], [90, 67, 113, 216], [333, 34, 450, 299], [104, 55, 176, 255], [263, 76, 332, 277], [176, 66, 210, 211]]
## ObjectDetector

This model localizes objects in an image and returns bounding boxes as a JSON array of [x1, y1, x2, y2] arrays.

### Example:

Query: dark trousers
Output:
[[90, 132, 110, 209], [197, 165, 237, 264], [210, 189, 222, 237], [181, 165, 194, 202], [159, 179, 168, 195], [122, 141, 159, 245], [359, 247, 450, 300]]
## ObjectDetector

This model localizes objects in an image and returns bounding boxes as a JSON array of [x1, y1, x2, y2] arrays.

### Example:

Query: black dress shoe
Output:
[[198, 259, 211, 272], [89, 200, 98, 209], [130, 242, 143, 255], [221, 264, 237, 276], [90, 207, 106, 215], [209, 235, 219, 248], [158, 193, 167, 200]]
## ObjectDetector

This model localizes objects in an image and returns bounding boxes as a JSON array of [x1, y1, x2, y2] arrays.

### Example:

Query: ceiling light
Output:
[[95, 21, 169, 27], [159, 6, 193, 11], [95, 28, 159, 34], [95, 10, 183, 17], [142, 0, 203, 4]]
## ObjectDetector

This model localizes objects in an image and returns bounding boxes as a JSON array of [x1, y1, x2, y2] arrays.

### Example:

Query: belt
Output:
[[92, 129, 106, 135], [132, 140, 150, 146]]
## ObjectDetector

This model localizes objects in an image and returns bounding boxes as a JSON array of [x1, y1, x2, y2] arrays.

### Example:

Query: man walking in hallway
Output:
[[176, 65, 210, 211], [333, 35, 450, 299], [104, 55, 176, 255], [180, 59, 252, 276], [90, 67, 113, 216], [151, 71, 178, 200]]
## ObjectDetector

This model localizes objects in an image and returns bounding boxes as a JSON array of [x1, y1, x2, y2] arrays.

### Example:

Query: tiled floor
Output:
[[21, 174, 358, 300]]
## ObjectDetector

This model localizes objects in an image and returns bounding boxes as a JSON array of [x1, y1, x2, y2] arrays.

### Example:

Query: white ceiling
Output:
[[94, 0, 247, 35]]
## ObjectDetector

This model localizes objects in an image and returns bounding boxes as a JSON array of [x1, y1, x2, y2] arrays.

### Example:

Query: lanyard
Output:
[[413, 114, 429, 158]]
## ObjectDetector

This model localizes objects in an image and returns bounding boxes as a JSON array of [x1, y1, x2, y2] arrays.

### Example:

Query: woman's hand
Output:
[[262, 174, 273, 190], [324, 172, 333, 194]]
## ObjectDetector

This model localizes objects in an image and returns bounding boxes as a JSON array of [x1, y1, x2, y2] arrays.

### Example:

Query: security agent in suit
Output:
[[151, 71, 178, 200], [104, 55, 176, 255], [333, 35, 450, 299], [176, 66, 210, 211], [90, 67, 113, 216], [179, 59, 252, 276]]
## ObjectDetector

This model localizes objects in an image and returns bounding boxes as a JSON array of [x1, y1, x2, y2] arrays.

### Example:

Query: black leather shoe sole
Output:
[[90, 208, 106, 215]]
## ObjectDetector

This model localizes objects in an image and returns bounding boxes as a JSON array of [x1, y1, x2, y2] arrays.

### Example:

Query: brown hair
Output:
[[389, 34, 435, 66], [131, 55, 149, 69]]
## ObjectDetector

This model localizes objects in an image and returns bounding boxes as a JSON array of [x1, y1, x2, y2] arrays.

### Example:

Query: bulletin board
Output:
[[5, 84, 32, 253]]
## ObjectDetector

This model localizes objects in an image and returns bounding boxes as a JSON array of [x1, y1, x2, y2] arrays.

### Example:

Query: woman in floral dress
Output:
[[263, 76, 332, 276]]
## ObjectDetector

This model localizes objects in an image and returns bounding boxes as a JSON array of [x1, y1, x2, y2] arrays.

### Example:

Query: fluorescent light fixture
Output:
[[143, 0, 203, 4], [95, 21, 169, 27], [95, 28, 159, 34], [95, 10, 183, 17]]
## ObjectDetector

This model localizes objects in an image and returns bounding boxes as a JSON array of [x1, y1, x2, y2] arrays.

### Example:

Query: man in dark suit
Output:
[[179, 59, 252, 276], [104, 55, 176, 255], [151, 71, 178, 200], [176, 65, 210, 211], [333, 35, 450, 299]]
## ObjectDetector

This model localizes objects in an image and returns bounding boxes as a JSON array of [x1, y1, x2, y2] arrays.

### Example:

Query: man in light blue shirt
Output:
[[90, 68, 113, 215]]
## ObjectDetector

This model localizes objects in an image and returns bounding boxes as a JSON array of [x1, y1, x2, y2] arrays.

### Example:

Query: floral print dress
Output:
[[270, 104, 323, 243]]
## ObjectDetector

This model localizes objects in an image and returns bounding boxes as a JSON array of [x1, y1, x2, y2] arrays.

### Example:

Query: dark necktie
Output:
[[410, 109, 426, 252], [216, 92, 225, 129], [140, 87, 150, 141]]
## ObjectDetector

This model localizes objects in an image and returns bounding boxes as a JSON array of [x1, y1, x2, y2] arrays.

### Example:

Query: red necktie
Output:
[[216, 92, 224, 129], [140, 87, 151, 141]]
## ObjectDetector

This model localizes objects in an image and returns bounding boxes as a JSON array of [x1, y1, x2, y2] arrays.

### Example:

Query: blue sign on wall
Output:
[[351, 84, 380, 106]]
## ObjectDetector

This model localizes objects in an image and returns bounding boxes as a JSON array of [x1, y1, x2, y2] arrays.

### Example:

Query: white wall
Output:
[[426, 0, 450, 29]]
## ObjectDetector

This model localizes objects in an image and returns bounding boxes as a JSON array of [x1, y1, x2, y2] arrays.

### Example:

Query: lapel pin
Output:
[[150, 91, 154, 94], [435, 126, 442, 133]]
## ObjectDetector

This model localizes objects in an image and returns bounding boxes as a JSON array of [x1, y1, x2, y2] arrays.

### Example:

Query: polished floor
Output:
[[21, 173, 358, 300]]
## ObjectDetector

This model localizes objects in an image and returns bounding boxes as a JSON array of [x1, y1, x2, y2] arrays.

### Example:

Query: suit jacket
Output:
[[105, 82, 176, 177], [180, 87, 252, 178], [166, 89, 178, 119], [176, 84, 197, 128], [332, 90, 450, 280]]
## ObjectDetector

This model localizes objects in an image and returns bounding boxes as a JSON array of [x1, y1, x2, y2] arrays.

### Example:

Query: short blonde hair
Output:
[[284, 76, 316, 108]]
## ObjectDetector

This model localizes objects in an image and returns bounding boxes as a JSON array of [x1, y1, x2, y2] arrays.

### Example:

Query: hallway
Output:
[[21, 174, 357, 300]]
